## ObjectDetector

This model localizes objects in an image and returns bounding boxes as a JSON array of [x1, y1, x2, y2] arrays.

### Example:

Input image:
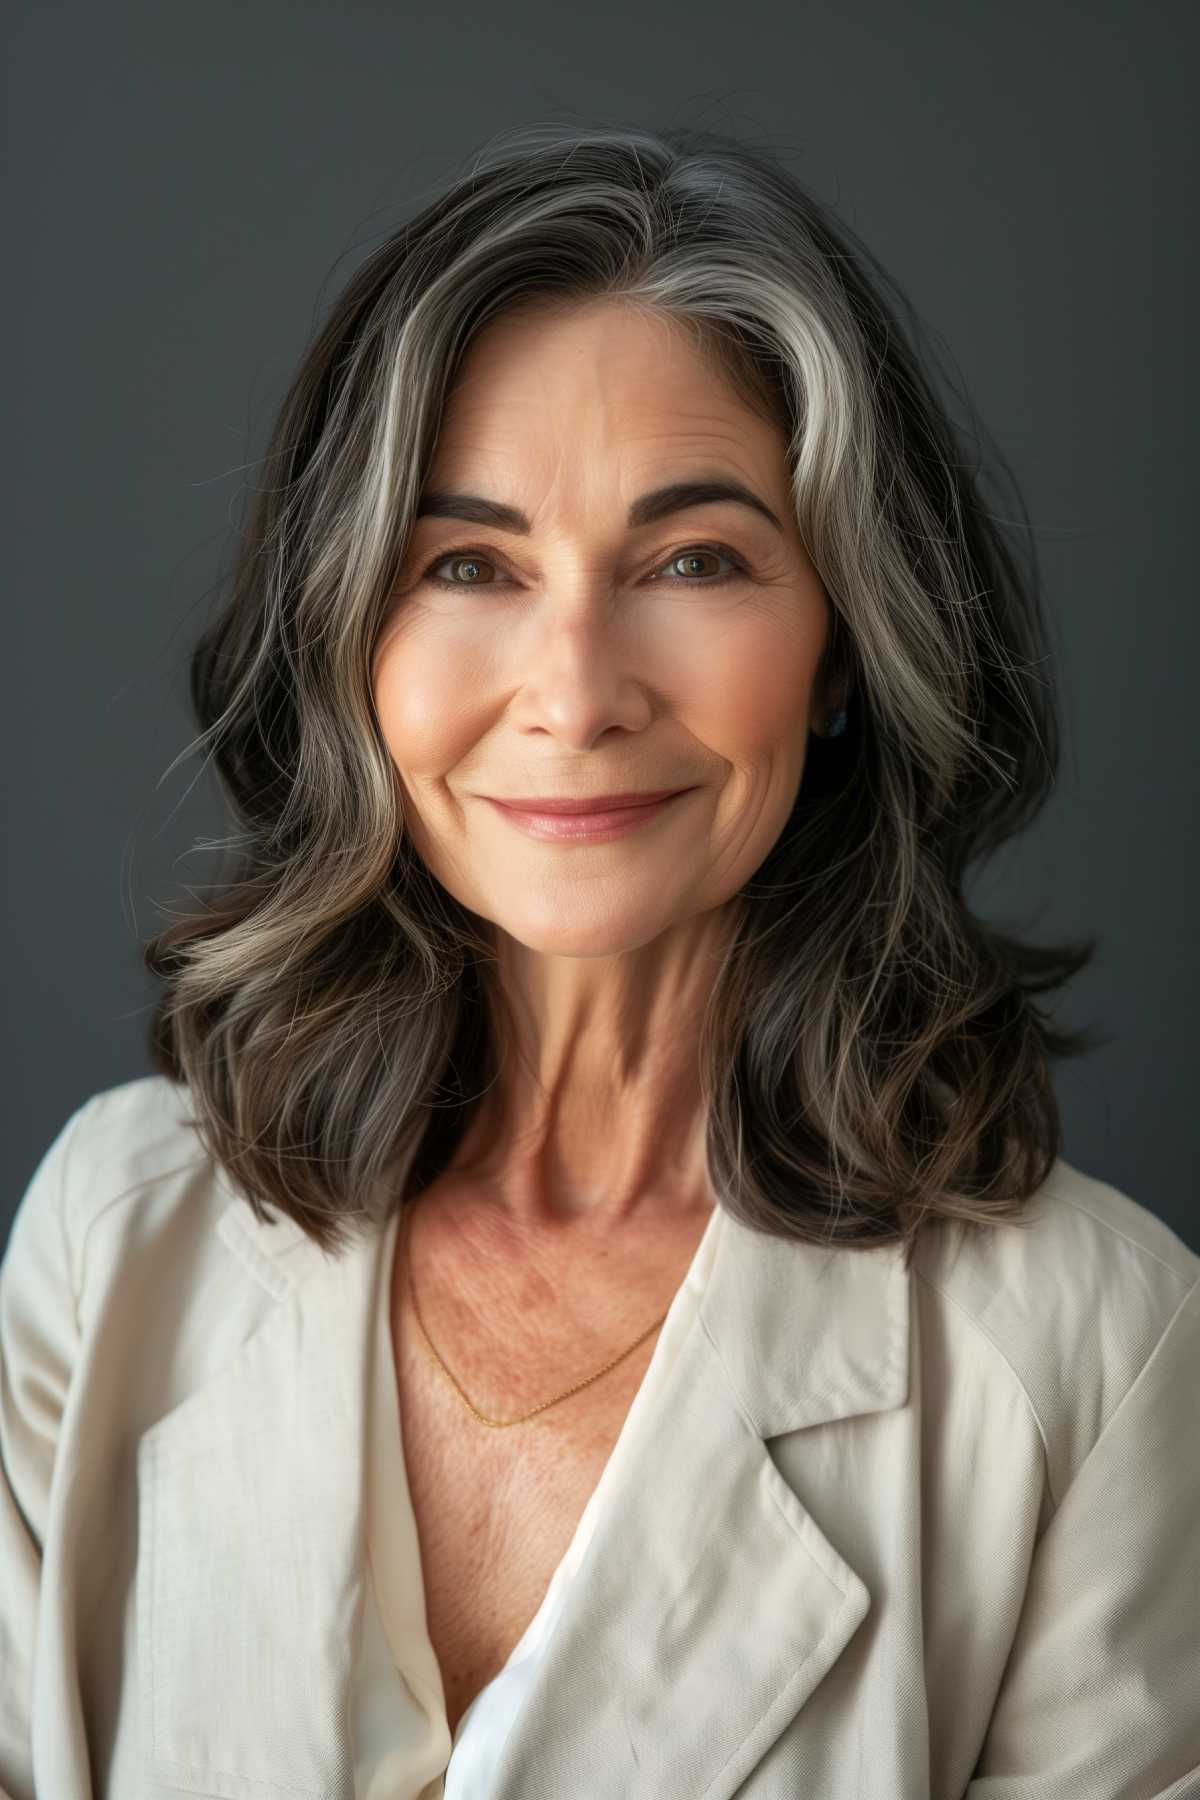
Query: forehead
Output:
[[425, 299, 787, 485]]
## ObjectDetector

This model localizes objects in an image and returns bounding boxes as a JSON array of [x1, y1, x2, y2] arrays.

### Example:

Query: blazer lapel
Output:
[[135, 1180, 910, 1800], [135, 1181, 380, 1799], [486, 1206, 912, 1800]]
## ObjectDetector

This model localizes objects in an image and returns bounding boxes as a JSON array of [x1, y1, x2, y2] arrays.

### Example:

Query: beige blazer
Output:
[[2, 1074, 1198, 1800]]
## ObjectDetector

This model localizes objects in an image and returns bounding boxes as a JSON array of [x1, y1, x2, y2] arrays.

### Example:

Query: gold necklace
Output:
[[401, 1202, 671, 1430]]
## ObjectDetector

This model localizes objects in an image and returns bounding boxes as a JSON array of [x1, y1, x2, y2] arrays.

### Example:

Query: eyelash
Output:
[[418, 540, 750, 591]]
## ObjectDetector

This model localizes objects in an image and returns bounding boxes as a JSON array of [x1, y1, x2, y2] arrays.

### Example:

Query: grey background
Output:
[[4, 1, 1196, 1253]]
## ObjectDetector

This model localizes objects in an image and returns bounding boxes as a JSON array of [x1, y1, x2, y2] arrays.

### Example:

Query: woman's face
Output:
[[371, 298, 831, 957]]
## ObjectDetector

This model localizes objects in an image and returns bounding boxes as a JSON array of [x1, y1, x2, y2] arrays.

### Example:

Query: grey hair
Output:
[[146, 119, 1101, 1263]]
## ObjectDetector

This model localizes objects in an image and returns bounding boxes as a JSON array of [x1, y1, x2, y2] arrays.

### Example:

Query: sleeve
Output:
[[964, 1269, 1200, 1800], [0, 1103, 90, 1800]]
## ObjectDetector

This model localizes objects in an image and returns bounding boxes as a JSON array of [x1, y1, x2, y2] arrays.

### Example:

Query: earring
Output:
[[823, 706, 848, 739]]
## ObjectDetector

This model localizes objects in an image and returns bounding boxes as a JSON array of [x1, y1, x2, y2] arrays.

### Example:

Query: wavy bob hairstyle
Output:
[[145, 119, 1101, 1263]]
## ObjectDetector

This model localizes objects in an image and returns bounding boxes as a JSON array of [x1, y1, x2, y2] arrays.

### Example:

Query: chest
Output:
[[390, 1297, 659, 1737]]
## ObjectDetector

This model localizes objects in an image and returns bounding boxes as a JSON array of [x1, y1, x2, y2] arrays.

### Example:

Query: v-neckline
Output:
[[364, 1199, 724, 1754]]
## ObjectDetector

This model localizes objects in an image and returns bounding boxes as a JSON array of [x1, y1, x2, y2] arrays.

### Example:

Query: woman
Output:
[[2, 121, 1197, 1800]]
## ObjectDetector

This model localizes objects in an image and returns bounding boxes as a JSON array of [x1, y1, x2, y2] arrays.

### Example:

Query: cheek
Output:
[[372, 630, 483, 772], [681, 603, 827, 760]]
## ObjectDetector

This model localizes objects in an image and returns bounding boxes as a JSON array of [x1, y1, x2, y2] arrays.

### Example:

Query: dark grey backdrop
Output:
[[4, 0, 1196, 1253]]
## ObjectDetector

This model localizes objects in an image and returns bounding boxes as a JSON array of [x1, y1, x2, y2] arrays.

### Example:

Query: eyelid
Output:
[[417, 538, 750, 587]]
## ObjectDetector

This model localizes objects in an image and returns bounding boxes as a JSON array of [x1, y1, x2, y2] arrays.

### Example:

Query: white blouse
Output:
[[352, 1197, 726, 1798]]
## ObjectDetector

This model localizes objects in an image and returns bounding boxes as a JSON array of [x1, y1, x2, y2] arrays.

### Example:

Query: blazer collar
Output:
[[135, 1175, 910, 1799], [209, 1176, 912, 1436]]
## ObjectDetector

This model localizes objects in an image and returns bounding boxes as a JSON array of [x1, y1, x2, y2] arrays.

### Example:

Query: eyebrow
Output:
[[414, 476, 784, 535]]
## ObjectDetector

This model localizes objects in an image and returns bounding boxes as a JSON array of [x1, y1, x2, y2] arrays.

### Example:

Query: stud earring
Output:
[[823, 707, 848, 739]]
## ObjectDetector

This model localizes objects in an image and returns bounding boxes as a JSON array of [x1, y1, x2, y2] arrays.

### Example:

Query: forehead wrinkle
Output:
[[424, 367, 790, 536], [427, 431, 782, 514]]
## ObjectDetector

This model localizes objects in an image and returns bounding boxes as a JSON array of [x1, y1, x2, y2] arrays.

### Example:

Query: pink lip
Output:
[[483, 789, 694, 842], [485, 789, 688, 814]]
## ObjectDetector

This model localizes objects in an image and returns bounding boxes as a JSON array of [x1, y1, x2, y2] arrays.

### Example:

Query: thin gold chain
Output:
[[401, 1202, 670, 1430]]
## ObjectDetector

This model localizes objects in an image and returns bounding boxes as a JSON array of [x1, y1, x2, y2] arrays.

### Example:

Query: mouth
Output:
[[481, 788, 697, 843], [483, 789, 691, 815]]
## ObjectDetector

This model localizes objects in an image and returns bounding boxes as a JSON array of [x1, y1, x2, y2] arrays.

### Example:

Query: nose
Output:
[[508, 597, 659, 749]]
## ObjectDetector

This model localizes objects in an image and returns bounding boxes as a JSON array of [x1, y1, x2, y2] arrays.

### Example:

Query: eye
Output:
[[657, 546, 746, 585], [418, 542, 749, 590]]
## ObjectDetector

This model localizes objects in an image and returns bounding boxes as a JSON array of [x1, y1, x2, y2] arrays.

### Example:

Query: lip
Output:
[[482, 788, 695, 843], [485, 789, 689, 815]]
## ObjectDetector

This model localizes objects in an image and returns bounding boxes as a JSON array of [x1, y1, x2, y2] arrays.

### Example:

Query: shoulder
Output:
[[8, 1074, 222, 1300], [2, 1076, 224, 1454], [51, 1071, 209, 1222], [71, 1069, 201, 1161], [912, 1156, 1199, 1507]]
